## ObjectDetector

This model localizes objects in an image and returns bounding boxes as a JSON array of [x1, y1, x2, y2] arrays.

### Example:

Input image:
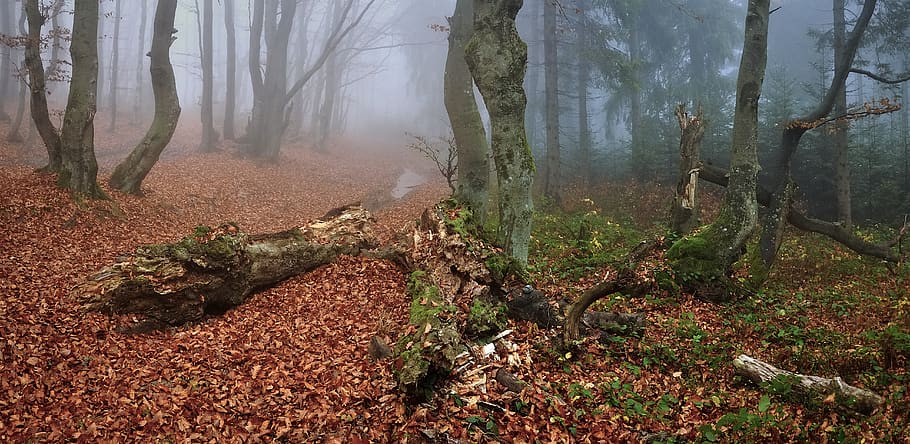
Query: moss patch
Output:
[[467, 299, 507, 337]]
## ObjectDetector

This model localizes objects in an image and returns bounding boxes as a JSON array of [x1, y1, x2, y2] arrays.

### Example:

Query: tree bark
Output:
[[733, 354, 883, 416], [133, 0, 149, 126], [108, 0, 122, 131], [199, 0, 216, 152], [316, 1, 343, 150], [666, 0, 769, 302], [671, 105, 705, 234], [576, 0, 591, 188], [24, 0, 62, 171], [542, 0, 560, 202], [444, 0, 490, 225], [465, 0, 535, 265], [0, 0, 13, 122], [75, 206, 377, 328], [58, 0, 104, 198], [109, 0, 181, 195], [6, 2, 27, 141], [832, 0, 851, 229], [223, 0, 236, 140]]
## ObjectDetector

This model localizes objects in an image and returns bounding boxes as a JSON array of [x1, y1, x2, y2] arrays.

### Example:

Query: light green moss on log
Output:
[[665, 225, 734, 302], [467, 299, 507, 337]]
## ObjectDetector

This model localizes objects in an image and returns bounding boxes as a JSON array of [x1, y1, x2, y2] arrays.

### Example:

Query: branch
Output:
[[699, 163, 903, 262], [850, 68, 910, 85]]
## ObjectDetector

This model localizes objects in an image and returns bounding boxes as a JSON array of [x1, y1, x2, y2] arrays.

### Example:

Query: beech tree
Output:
[[223, 0, 236, 140], [0, 0, 13, 122], [199, 0, 215, 152], [108, 0, 181, 194], [24, 0, 63, 171], [541, 0, 560, 201], [465, 0, 534, 264], [108, 0, 122, 131], [444, 0, 489, 224]]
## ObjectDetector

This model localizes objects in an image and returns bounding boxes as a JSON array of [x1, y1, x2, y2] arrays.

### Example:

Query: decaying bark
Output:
[[75, 206, 376, 327], [671, 105, 705, 234], [733, 354, 884, 415]]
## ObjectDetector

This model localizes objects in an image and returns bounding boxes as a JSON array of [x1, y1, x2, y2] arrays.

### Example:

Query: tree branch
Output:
[[849, 68, 910, 85]]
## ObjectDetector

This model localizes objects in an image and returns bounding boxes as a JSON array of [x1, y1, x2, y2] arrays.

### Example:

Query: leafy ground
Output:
[[1, 120, 908, 443]]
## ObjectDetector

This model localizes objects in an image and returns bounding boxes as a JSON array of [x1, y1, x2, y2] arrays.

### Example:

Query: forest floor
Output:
[[0, 119, 908, 443]]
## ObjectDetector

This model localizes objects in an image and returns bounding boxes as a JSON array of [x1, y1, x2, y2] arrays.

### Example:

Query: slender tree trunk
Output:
[[109, 0, 181, 195], [96, 2, 106, 113], [133, 0, 149, 126], [108, 0, 122, 131], [0, 0, 13, 122], [316, 0, 343, 150], [58, 0, 104, 198], [24, 0, 62, 171], [522, 0, 543, 151], [6, 1, 28, 141], [444, 0, 490, 224], [666, 0, 770, 301], [223, 0, 236, 140], [576, 0, 591, 187], [628, 10, 644, 178], [199, 0, 216, 151], [542, 0, 560, 202], [465, 0, 534, 265], [832, 0, 851, 229]]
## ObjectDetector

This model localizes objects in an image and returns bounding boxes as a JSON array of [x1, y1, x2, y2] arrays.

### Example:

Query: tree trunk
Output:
[[108, 0, 122, 131], [522, 0, 543, 151], [109, 0, 181, 195], [199, 0, 216, 152], [542, 0, 560, 202], [666, 0, 769, 302], [444, 0, 490, 225], [315, 0, 342, 150], [96, 2, 106, 112], [75, 206, 377, 328], [628, 12, 644, 179], [576, 0, 591, 188], [133, 0, 149, 126], [6, 2, 27, 141], [671, 105, 705, 234], [58, 0, 104, 198], [832, 0, 851, 229], [465, 0, 534, 265], [0, 0, 12, 122], [24, 0, 62, 171], [223, 0, 236, 140], [733, 354, 883, 415]]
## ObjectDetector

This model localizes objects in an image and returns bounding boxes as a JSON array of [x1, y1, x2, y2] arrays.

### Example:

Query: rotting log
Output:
[[74, 205, 376, 328], [733, 354, 884, 415]]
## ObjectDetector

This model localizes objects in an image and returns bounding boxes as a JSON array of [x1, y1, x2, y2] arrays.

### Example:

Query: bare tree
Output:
[[109, 0, 181, 194], [108, 0, 122, 131], [199, 0, 216, 151], [132, 0, 149, 126], [542, 0, 560, 202], [223, 0, 236, 140], [23, 0, 62, 170], [0, 0, 14, 122]]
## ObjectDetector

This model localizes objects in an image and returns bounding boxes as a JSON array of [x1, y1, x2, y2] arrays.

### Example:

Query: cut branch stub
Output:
[[74, 205, 376, 327], [733, 354, 884, 415]]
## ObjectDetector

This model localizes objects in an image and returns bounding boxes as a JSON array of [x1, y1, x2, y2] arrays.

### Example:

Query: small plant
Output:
[[406, 132, 457, 193]]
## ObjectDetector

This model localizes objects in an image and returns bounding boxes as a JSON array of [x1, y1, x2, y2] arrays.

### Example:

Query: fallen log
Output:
[[733, 354, 884, 415], [74, 205, 376, 327]]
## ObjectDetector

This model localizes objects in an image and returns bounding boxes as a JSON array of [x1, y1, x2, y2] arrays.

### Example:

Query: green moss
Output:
[[407, 271, 457, 324], [485, 253, 528, 284], [467, 299, 507, 337]]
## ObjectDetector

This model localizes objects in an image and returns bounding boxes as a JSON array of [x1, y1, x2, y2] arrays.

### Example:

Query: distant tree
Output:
[[444, 0, 489, 224], [108, 0, 122, 131], [223, 0, 236, 140], [133, 0, 149, 126], [465, 0, 535, 265], [24, 0, 63, 170], [199, 0, 215, 152], [541, 0, 560, 202], [109, 0, 180, 194], [6, 1, 28, 142], [832, 0, 852, 229], [243, 0, 376, 160], [575, 0, 592, 187], [0, 0, 14, 122]]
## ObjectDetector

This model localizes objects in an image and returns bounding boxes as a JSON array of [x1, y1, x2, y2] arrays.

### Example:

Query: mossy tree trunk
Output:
[[666, 0, 769, 301], [444, 0, 490, 225], [465, 0, 534, 265], [23, 0, 62, 171], [108, 0, 181, 195], [57, 0, 104, 198]]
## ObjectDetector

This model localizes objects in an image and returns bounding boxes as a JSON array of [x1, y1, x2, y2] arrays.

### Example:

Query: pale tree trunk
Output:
[[223, 0, 236, 140], [522, 0, 542, 150], [24, 0, 62, 171], [666, 0, 770, 302], [0, 0, 13, 122], [465, 0, 534, 265], [133, 0, 149, 126], [44, 0, 64, 93], [6, 1, 27, 141], [108, 0, 122, 131], [109, 0, 181, 195], [832, 0, 851, 229], [96, 2, 106, 112], [199, 0, 216, 151], [58, 0, 104, 198], [444, 0, 489, 224], [542, 0, 560, 202], [628, 11, 644, 178], [576, 0, 591, 187], [316, 0, 343, 150]]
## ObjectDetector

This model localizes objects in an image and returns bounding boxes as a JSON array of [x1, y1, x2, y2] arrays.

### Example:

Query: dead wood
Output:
[[74, 205, 376, 327], [733, 354, 884, 415]]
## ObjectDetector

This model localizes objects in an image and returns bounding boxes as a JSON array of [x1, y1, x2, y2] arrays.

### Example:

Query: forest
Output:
[[0, 0, 908, 442]]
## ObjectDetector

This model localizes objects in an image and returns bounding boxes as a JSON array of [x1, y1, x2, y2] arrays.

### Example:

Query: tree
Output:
[[444, 0, 490, 224], [24, 0, 62, 171], [832, 0, 852, 229], [108, 0, 122, 131], [6, 1, 28, 142], [133, 0, 149, 126], [465, 0, 534, 265], [666, 0, 770, 301], [0, 0, 13, 122], [223, 0, 236, 140], [542, 0, 560, 201], [576, 0, 592, 187], [199, 0, 215, 152], [108, 0, 181, 194], [243, 0, 376, 160]]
